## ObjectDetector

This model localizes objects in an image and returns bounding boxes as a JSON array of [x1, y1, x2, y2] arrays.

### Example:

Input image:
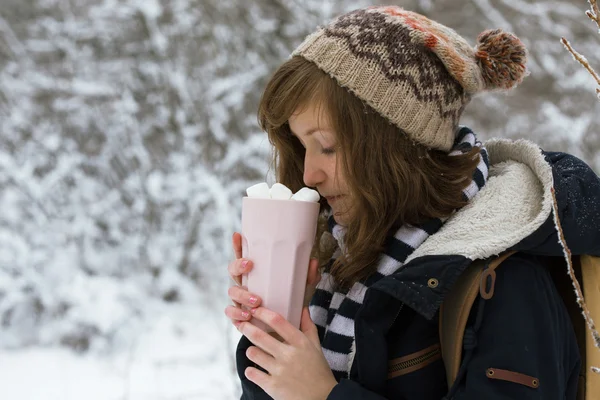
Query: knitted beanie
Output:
[[291, 6, 528, 151]]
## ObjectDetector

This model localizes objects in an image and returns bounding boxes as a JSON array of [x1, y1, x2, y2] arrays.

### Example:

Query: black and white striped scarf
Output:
[[309, 127, 490, 381]]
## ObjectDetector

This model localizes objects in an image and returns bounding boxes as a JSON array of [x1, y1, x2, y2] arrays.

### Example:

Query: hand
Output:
[[238, 307, 337, 400], [225, 232, 262, 326], [225, 232, 321, 328]]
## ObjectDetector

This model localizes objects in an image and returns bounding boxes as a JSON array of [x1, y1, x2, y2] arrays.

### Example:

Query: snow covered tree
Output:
[[0, 0, 597, 356]]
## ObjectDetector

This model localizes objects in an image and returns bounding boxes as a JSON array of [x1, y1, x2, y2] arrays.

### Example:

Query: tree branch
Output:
[[561, 0, 600, 100], [561, 38, 600, 93], [586, 0, 600, 27]]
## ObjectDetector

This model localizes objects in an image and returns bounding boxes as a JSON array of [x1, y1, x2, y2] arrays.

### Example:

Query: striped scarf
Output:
[[309, 127, 490, 381]]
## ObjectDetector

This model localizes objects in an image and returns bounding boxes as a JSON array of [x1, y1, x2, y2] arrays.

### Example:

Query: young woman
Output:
[[225, 6, 600, 399]]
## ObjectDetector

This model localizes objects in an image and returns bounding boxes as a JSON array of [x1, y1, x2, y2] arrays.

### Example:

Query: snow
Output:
[[0, 305, 243, 400], [0, 0, 598, 399]]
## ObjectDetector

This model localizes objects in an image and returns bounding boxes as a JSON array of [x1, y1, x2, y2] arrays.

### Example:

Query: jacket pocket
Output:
[[387, 343, 442, 379]]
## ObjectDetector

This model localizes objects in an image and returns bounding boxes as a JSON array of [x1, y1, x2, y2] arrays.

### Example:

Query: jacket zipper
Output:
[[390, 347, 441, 372], [388, 344, 442, 378]]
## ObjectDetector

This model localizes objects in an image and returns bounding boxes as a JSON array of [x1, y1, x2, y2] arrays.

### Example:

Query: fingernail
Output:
[[241, 260, 249, 269], [234, 321, 241, 328], [250, 308, 257, 315], [249, 297, 258, 305], [242, 311, 250, 319]]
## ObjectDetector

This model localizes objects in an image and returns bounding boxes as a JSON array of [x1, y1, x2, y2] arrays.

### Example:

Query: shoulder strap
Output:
[[439, 251, 516, 389], [580, 255, 600, 398]]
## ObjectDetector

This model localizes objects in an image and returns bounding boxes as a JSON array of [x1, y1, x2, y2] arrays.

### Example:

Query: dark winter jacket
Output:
[[236, 139, 600, 399]]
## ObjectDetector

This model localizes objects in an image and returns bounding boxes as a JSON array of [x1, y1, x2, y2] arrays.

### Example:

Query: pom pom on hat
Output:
[[475, 29, 528, 90]]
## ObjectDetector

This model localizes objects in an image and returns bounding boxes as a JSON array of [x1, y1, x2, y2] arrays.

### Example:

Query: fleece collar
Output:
[[405, 138, 555, 263], [364, 138, 558, 322]]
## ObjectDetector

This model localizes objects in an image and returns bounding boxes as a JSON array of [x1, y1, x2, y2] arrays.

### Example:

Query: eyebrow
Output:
[[290, 127, 329, 137]]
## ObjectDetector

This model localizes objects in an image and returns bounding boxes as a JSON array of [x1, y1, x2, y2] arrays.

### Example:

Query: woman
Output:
[[225, 6, 600, 399]]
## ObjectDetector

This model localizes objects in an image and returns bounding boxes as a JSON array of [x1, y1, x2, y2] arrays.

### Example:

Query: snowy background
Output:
[[0, 0, 598, 399]]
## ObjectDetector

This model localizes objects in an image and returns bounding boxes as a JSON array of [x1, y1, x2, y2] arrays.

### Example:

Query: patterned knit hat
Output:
[[291, 6, 528, 151]]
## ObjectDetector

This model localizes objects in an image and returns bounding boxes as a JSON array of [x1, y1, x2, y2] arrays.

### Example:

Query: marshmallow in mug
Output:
[[291, 187, 321, 202], [246, 182, 320, 202]]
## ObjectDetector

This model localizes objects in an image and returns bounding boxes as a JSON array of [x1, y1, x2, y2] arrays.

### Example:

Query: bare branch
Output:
[[588, 0, 600, 28], [587, 10, 599, 26], [561, 0, 600, 100], [561, 38, 600, 87]]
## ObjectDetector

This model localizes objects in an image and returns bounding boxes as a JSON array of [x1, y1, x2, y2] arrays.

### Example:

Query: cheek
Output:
[[330, 158, 347, 186], [327, 159, 337, 177]]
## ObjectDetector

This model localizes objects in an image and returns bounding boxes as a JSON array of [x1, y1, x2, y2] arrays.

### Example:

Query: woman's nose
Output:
[[303, 153, 325, 188]]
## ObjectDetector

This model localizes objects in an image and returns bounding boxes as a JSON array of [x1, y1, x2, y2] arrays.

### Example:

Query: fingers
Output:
[[228, 285, 261, 308], [228, 232, 258, 326], [227, 235, 258, 313], [232, 232, 243, 259], [299, 307, 320, 346], [228, 258, 253, 286], [225, 305, 252, 323], [244, 366, 270, 390], [246, 346, 276, 373], [238, 317, 285, 356], [248, 307, 299, 346]]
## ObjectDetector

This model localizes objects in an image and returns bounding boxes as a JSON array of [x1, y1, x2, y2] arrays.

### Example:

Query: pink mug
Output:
[[241, 197, 320, 331]]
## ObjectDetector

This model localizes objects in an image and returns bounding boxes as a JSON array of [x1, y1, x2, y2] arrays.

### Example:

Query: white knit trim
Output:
[[328, 315, 355, 336], [309, 305, 328, 328], [394, 225, 429, 249], [377, 254, 404, 276], [322, 348, 351, 372], [330, 292, 345, 310]]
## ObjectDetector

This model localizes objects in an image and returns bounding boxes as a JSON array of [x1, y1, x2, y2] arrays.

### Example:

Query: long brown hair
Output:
[[258, 56, 480, 290]]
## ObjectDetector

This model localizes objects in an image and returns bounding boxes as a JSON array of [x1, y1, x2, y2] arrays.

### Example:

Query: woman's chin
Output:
[[332, 211, 349, 226]]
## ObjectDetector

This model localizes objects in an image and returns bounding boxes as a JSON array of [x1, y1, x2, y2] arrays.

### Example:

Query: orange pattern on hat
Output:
[[380, 7, 444, 51], [424, 34, 438, 48], [382, 7, 428, 33]]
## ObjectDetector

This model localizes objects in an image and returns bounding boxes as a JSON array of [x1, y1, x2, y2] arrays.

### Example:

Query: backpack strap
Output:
[[580, 255, 600, 398], [440, 251, 516, 389]]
